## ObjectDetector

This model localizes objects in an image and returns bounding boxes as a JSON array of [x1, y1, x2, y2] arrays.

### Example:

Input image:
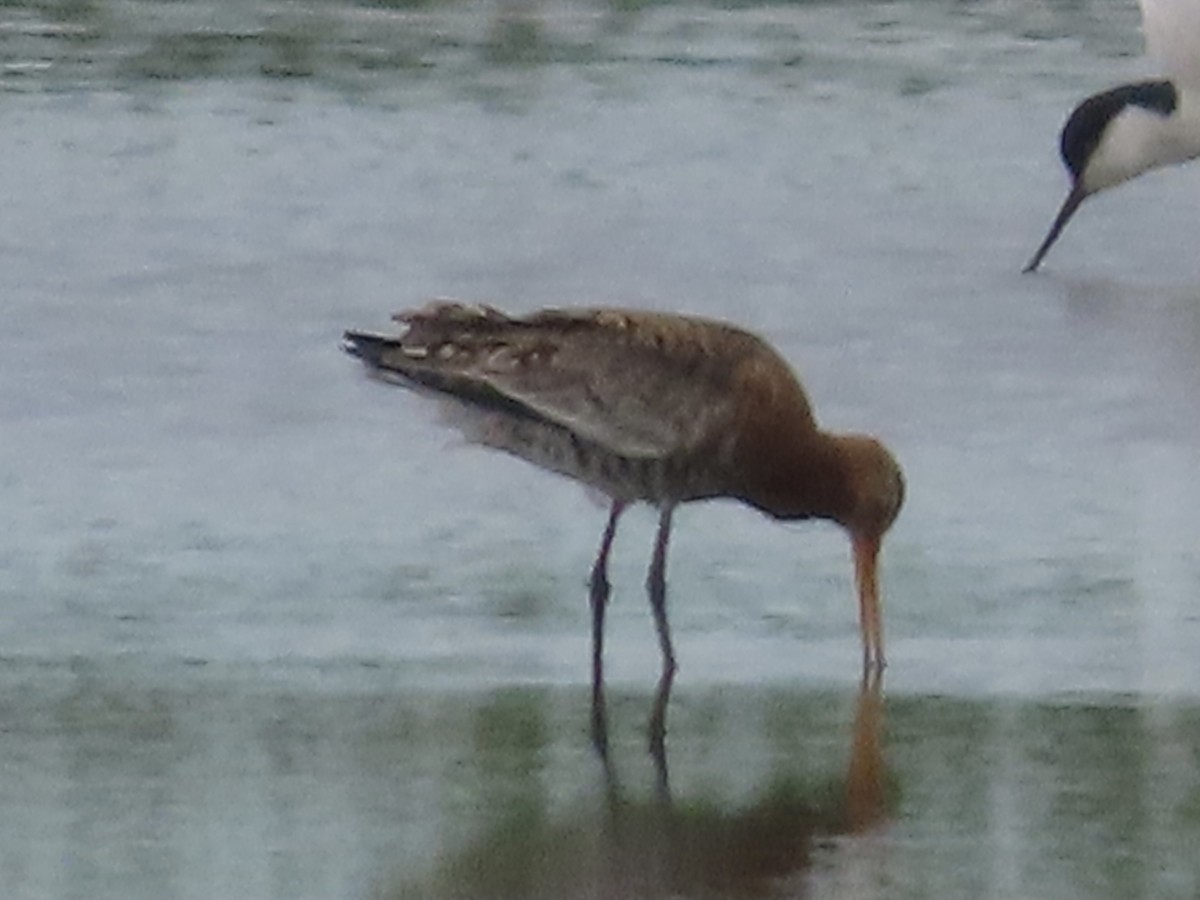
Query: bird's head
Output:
[[834, 435, 905, 542], [831, 435, 904, 669], [1024, 79, 1179, 273]]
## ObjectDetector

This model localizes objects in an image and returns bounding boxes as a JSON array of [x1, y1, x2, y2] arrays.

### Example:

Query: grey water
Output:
[[2, 1, 1200, 897]]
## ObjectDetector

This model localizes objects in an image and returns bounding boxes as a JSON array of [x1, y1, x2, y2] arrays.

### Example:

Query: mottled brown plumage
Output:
[[343, 301, 903, 745]]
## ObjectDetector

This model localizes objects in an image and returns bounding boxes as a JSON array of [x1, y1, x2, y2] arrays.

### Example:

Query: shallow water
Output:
[[2, 1, 1200, 897]]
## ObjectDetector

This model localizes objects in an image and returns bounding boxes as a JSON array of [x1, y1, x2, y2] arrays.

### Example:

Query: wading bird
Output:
[[342, 302, 903, 749], [1024, 0, 1200, 272]]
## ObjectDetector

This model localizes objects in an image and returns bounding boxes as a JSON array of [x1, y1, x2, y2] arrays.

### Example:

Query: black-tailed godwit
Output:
[[343, 302, 904, 747]]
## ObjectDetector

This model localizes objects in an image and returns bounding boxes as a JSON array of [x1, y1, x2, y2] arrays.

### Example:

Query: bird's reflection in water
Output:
[[393, 671, 888, 899], [591, 662, 677, 804]]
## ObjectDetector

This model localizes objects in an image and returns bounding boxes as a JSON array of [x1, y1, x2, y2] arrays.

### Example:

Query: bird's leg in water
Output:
[[589, 500, 625, 758], [649, 668, 674, 800], [646, 505, 677, 758]]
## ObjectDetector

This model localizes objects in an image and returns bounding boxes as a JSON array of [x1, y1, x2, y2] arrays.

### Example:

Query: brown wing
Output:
[[346, 301, 815, 460]]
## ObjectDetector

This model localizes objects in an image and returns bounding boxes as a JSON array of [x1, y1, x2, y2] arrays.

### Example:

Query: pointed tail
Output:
[[341, 330, 396, 367]]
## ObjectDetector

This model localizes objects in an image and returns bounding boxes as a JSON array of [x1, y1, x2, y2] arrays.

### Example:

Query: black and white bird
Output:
[[1024, 0, 1200, 272]]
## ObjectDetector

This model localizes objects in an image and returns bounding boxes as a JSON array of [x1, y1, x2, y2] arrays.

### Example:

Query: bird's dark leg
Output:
[[589, 499, 626, 759], [646, 505, 677, 758]]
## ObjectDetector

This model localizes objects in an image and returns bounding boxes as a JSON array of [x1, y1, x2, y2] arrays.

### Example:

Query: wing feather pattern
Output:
[[346, 302, 812, 461]]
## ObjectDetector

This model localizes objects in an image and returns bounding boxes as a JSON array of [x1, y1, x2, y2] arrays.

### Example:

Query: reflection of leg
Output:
[[648, 664, 674, 797], [589, 500, 625, 757], [646, 505, 677, 757]]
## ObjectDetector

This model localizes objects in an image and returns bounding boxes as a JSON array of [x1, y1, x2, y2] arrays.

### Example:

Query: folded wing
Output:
[[345, 301, 806, 461]]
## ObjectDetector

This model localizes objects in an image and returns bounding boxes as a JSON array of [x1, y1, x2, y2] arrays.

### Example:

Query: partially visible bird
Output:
[[1024, 0, 1200, 272], [342, 302, 904, 746]]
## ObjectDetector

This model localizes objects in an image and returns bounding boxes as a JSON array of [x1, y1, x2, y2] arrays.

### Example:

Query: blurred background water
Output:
[[2, 1, 1199, 898]]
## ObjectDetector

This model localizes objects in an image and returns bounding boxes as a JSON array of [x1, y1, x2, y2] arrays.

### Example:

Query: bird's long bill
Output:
[[1023, 184, 1087, 273], [851, 531, 884, 670]]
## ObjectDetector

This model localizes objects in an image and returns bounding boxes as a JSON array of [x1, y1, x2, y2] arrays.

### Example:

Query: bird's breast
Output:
[[450, 402, 731, 506], [1083, 92, 1200, 193]]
